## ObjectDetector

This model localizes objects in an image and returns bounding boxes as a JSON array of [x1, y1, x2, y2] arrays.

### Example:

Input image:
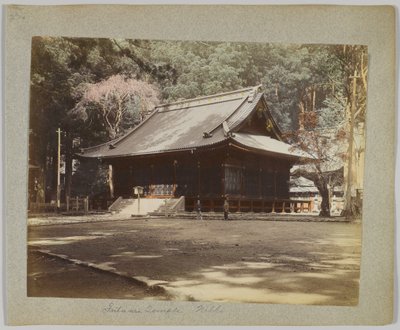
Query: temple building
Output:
[[80, 85, 306, 212]]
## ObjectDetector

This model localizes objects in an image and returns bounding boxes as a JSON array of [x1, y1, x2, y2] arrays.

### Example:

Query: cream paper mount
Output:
[[4, 4, 396, 326]]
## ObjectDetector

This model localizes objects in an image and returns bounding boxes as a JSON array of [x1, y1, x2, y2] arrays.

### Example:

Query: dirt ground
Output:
[[28, 250, 170, 300], [28, 217, 361, 305]]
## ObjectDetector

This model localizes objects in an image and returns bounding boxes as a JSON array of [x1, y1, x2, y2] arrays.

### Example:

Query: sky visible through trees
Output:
[[29, 37, 367, 216]]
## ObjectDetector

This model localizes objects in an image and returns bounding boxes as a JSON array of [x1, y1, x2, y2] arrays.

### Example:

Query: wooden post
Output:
[[84, 196, 89, 214], [221, 163, 225, 198], [197, 160, 201, 198], [259, 167, 262, 198], [240, 166, 245, 198], [66, 196, 70, 212], [173, 160, 177, 196], [150, 164, 154, 196], [56, 128, 61, 209]]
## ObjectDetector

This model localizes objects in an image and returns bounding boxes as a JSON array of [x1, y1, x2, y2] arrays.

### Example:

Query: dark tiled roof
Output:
[[225, 92, 264, 131], [79, 85, 301, 160], [232, 133, 308, 159]]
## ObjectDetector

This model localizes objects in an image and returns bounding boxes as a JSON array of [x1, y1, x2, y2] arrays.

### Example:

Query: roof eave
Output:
[[228, 139, 305, 161], [77, 139, 230, 160]]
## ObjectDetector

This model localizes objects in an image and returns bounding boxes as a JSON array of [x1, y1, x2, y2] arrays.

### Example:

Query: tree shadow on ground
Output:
[[27, 220, 361, 305]]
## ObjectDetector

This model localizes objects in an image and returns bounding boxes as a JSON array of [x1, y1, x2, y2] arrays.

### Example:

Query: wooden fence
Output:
[[29, 196, 90, 214], [66, 196, 89, 213]]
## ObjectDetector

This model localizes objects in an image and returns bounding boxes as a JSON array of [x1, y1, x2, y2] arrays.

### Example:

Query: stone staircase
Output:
[[148, 196, 185, 217], [108, 197, 167, 216]]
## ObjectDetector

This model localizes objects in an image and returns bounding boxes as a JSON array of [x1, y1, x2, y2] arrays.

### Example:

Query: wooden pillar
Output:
[[197, 160, 201, 198], [173, 160, 177, 196], [56, 128, 61, 209], [150, 164, 154, 196], [84, 196, 89, 214], [239, 166, 245, 212], [259, 167, 262, 199], [241, 166, 245, 197], [221, 163, 225, 197]]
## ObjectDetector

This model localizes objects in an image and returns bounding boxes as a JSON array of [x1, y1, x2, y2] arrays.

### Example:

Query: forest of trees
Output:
[[29, 37, 367, 217]]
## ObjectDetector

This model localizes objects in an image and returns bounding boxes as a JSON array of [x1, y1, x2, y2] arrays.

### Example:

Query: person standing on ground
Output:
[[196, 199, 203, 220], [223, 197, 229, 221]]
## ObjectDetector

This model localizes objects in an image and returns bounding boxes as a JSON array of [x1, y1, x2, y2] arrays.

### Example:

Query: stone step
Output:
[[112, 198, 168, 216]]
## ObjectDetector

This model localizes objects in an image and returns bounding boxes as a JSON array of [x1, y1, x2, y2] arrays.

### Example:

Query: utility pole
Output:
[[56, 128, 61, 210]]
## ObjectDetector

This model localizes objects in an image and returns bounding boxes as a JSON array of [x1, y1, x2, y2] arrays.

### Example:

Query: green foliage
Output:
[[71, 159, 108, 197], [29, 37, 364, 202]]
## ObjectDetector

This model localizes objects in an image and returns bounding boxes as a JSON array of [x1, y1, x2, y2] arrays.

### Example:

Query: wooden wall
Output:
[[110, 146, 292, 200]]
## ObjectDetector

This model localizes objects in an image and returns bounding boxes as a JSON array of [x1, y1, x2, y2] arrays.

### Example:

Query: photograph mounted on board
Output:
[[27, 37, 367, 306]]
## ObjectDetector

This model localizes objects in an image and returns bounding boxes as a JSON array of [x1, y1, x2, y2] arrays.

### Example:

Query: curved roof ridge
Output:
[[155, 85, 262, 110], [225, 92, 264, 132], [205, 86, 264, 136], [205, 96, 249, 136]]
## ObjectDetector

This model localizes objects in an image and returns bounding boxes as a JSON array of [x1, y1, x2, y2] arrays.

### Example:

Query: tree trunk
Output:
[[343, 70, 359, 219], [50, 144, 58, 202], [298, 101, 305, 130], [290, 168, 337, 218], [318, 184, 331, 217], [64, 131, 73, 201], [108, 164, 114, 198]]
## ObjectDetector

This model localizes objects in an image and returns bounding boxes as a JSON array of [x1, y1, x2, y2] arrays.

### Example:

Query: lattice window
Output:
[[225, 166, 242, 195]]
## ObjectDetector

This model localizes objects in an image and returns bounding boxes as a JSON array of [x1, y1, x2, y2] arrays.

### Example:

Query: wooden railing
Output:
[[29, 196, 115, 214], [185, 197, 312, 214], [28, 202, 65, 213], [66, 196, 89, 213], [28, 196, 89, 214]]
